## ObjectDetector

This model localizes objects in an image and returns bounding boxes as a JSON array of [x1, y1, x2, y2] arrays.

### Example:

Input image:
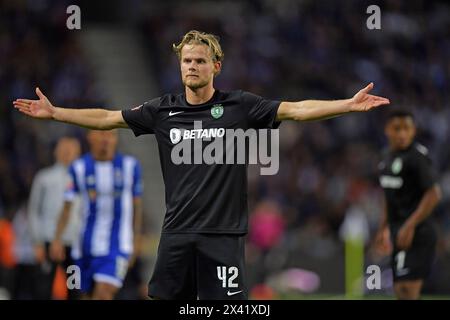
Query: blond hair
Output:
[[172, 30, 224, 63]]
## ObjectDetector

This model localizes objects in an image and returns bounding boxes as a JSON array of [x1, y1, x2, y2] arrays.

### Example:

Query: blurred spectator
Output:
[[249, 201, 285, 251], [247, 201, 286, 284], [11, 202, 39, 299], [28, 136, 81, 300]]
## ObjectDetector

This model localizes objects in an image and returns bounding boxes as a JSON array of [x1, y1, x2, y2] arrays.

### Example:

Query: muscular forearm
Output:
[[53, 107, 126, 130], [277, 99, 352, 121], [14, 87, 127, 129], [407, 185, 441, 227], [276, 83, 390, 121]]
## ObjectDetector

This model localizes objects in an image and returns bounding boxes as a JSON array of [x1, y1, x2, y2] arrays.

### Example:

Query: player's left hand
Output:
[[349, 83, 390, 112], [396, 221, 416, 250]]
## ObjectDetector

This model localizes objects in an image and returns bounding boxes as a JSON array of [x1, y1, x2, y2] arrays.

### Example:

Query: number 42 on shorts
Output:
[[217, 266, 239, 288]]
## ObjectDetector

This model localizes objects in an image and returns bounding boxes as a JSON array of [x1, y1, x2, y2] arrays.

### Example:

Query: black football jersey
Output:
[[122, 90, 281, 234], [379, 143, 437, 226]]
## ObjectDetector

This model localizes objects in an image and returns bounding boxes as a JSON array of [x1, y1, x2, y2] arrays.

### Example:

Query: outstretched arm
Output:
[[276, 83, 390, 121], [13, 87, 127, 130]]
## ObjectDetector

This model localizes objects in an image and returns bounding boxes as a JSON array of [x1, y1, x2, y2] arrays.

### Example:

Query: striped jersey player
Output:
[[52, 130, 143, 299]]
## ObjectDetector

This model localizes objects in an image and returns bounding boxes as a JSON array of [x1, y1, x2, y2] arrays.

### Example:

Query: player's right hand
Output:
[[49, 239, 65, 262], [13, 87, 56, 119]]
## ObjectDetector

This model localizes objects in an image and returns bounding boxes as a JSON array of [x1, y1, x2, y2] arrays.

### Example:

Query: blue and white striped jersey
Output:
[[65, 153, 142, 258]]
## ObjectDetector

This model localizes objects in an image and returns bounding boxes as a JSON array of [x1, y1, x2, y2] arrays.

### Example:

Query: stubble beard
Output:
[[183, 76, 210, 90]]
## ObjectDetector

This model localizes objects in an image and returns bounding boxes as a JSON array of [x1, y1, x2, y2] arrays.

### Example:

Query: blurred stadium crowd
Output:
[[1, 0, 449, 298]]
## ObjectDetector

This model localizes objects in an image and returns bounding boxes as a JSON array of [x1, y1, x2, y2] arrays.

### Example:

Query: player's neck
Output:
[[185, 85, 215, 105]]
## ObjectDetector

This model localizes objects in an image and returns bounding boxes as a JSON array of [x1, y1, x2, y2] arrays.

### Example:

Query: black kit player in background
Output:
[[375, 110, 441, 300], [14, 30, 390, 300]]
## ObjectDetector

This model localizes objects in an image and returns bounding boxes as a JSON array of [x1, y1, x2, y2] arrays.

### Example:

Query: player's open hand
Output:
[[13, 87, 56, 119], [396, 221, 415, 250], [350, 83, 390, 112]]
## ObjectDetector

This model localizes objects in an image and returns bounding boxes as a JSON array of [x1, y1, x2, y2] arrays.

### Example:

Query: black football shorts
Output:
[[390, 223, 436, 282], [148, 233, 247, 300]]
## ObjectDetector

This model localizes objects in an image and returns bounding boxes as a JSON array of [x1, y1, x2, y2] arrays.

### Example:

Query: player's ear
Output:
[[213, 61, 222, 77]]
